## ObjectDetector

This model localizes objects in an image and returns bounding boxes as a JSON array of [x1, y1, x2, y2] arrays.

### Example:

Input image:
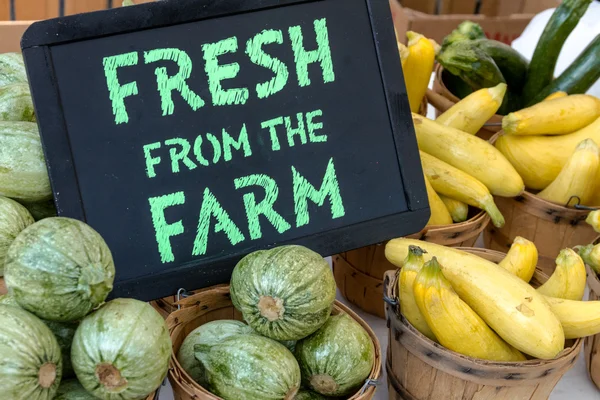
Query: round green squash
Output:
[[230, 245, 336, 341], [195, 334, 301, 400], [54, 380, 96, 400], [0, 294, 78, 378], [0, 196, 34, 275], [4, 217, 115, 321], [0, 83, 35, 122], [19, 198, 57, 221], [0, 53, 27, 87], [177, 320, 253, 385], [294, 314, 374, 397], [0, 121, 51, 202], [0, 304, 63, 399], [71, 298, 171, 400], [294, 389, 331, 400]]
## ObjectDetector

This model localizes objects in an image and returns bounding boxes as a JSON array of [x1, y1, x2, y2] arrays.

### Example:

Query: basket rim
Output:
[[587, 264, 600, 294], [167, 287, 382, 400], [411, 207, 489, 232], [383, 247, 583, 370]]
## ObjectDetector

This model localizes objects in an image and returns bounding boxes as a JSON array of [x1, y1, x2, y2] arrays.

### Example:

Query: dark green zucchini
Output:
[[530, 33, 600, 105], [522, 0, 593, 103], [471, 39, 529, 90]]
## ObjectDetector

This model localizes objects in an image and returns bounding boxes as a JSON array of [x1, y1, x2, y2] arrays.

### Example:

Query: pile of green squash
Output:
[[0, 52, 171, 400], [177, 245, 377, 400]]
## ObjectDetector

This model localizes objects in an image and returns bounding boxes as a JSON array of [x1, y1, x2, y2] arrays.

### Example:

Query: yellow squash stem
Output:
[[420, 151, 504, 227], [404, 32, 435, 113], [503, 94, 600, 136], [537, 249, 586, 301], [424, 176, 453, 226], [586, 210, 600, 232], [413, 113, 524, 197], [537, 139, 600, 207], [543, 91, 568, 101], [438, 195, 468, 223], [436, 83, 507, 135], [544, 296, 600, 339], [498, 236, 538, 282], [495, 116, 600, 190], [413, 257, 525, 361], [576, 243, 600, 274], [385, 238, 565, 359], [398, 246, 437, 341]]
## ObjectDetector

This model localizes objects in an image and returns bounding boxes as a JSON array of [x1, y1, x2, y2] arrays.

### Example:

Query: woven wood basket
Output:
[[384, 247, 583, 400], [165, 284, 382, 400], [150, 288, 207, 319], [431, 64, 502, 141], [584, 238, 600, 390], [333, 209, 490, 319]]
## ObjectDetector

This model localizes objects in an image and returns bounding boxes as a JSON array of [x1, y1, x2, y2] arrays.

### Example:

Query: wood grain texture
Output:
[[585, 263, 600, 390], [333, 210, 489, 319], [0, 0, 9, 20], [166, 285, 381, 400], [484, 192, 599, 276], [384, 250, 583, 400]]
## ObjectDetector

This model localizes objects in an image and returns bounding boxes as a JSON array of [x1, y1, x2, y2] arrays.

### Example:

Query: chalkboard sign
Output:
[[21, 0, 429, 301]]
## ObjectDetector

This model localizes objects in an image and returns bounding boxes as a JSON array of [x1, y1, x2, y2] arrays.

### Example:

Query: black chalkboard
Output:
[[21, 0, 429, 301]]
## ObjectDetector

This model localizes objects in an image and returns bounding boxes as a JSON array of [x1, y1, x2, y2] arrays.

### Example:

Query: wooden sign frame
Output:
[[21, 0, 429, 301]]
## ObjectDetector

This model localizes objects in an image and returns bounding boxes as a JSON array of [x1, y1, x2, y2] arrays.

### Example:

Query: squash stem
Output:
[[258, 295, 285, 321], [96, 362, 128, 392], [38, 362, 57, 389]]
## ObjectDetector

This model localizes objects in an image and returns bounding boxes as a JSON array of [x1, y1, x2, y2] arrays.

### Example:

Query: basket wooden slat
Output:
[[385, 247, 583, 400], [333, 210, 490, 318], [585, 261, 600, 390], [166, 284, 381, 400], [484, 191, 600, 276], [431, 64, 501, 141]]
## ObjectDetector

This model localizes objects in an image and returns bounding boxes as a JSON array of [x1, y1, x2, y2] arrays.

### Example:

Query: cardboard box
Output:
[[0, 21, 32, 52], [390, 0, 560, 44], [0, 0, 156, 21]]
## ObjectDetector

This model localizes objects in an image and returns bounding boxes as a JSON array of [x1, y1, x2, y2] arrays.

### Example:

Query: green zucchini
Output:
[[522, 0, 593, 103], [530, 33, 600, 105], [441, 21, 486, 50], [471, 39, 529, 89]]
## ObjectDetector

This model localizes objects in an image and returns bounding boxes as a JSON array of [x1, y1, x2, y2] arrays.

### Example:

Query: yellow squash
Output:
[[413, 257, 525, 361], [438, 194, 468, 223], [403, 32, 435, 113], [544, 296, 600, 339], [536, 249, 586, 301], [413, 114, 524, 197], [436, 83, 507, 135], [424, 176, 453, 226], [398, 246, 437, 341], [385, 238, 564, 359], [495, 116, 600, 190], [576, 243, 600, 274], [537, 139, 600, 206], [587, 210, 600, 233], [503, 94, 600, 136], [498, 236, 538, 282], [543, 91, 568, 101], [420, 151, 505, 227]]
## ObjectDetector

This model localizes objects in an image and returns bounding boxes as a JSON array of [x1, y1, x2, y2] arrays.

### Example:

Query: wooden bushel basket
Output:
[[150, 288, 207, 319], [384, 247, 583, 400], [333, 209, 490, 319], [431, 64, 502, 141], [584, 241, 600, 390], [166, 284, 382, 400]]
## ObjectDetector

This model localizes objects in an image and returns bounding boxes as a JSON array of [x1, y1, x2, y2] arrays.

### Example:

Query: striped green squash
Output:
[[54, 380, 96, 400], [295, 314, 374, 397], [4, 217, 115, 321], [230, 245, 336, 341], [71, 299, 171, 400], [0, 83, 35, 122], [195, 334, 301, 400], [0, 121, 51, 202], [0, 304, 63, 399], [19, 198, 57, 221], [0, 196, 34, 276], [0, 53, 27, 87], [294, 389, 331, 399]]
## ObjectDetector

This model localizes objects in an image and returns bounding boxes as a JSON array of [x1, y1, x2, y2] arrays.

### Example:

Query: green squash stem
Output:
[[38, 362, 58, 389], [309, 374, 339, 396], [96, 363, 128, 392], [258, 295, 285, 321]]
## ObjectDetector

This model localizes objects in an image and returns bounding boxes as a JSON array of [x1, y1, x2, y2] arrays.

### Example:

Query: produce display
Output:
[[436, 0, 599, 114], [386, 238, 600, 362], [176, 245, 376, 400]]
